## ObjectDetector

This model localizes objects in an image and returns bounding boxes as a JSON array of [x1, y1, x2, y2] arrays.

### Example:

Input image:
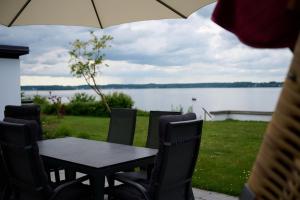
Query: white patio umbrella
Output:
[[0, 0, 215, 28]]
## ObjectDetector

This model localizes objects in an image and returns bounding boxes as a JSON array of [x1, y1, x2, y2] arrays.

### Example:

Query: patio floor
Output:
[[103, 189, 237, 200], [103, 188, 238, 200], [192, 188, 237, 200], [52, 171, 237, 200]]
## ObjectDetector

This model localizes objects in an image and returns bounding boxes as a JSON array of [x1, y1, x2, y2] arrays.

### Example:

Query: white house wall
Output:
[[0, 58, 21, 120]]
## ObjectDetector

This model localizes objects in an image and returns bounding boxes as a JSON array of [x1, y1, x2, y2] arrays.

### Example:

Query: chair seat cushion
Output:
[[54, 183, 92, 200], [108, 180, 149, 200], [115, 171, 147, 182]]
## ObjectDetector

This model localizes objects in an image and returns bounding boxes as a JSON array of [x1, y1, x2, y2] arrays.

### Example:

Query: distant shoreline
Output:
[[21, 82, 283, 91]]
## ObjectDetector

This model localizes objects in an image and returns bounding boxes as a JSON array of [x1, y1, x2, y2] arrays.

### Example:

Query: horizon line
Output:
[[21, 81, 283, 87]]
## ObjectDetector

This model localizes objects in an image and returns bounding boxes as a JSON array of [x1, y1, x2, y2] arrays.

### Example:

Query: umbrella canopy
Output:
[[0, 0, 215, 28]]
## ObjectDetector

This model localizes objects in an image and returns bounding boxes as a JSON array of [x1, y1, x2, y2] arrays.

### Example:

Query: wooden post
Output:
[[246, 33, 300, 200]]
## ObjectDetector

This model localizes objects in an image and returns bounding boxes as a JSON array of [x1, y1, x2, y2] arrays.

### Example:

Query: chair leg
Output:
[[54, 170, 61, 182], [146, 164, 154, 180], [189, 187, 195, 200]]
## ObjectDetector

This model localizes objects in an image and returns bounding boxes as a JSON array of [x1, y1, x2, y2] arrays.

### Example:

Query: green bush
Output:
[[62, 92, 134, 116], [32, 94, 65, 116], [106, 92, 134, 108], [65, 102, 107, 116], [69, 93, 96, 103], [42, 104, 59, 115], [32, 95, 53, 114], [36, 92, 135, 117], [33, 95, 49, 105]]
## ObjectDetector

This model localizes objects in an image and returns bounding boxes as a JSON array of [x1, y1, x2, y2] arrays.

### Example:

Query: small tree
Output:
[[69, 31, 113, 113]]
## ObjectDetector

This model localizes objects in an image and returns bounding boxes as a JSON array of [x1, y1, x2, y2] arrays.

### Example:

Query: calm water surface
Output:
[[24, 88, 282, 116]]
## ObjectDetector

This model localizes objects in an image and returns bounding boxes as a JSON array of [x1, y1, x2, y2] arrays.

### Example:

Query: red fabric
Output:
[[212, 0, 299, 49]]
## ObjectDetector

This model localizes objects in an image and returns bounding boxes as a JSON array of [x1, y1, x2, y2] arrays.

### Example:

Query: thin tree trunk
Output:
[[91, 75, 111, 114], [83, 74, 112, 114], [247, 33, 300, 200], [96, 87, 111, 114]]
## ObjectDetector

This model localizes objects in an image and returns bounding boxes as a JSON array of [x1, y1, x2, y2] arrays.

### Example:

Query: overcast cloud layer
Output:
[[0, 4, 293, 86]]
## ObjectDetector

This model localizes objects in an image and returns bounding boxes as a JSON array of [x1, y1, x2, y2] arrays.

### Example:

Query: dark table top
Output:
[[38, 137, 157, 169]]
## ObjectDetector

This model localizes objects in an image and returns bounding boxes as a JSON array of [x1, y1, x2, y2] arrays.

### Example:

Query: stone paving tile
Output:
[[53, 172, 237, 200], [193, 188, 238, 200], [104, 189, 237, 200]]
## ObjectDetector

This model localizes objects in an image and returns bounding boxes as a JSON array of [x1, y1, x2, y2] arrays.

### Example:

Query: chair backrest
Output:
[[107, 108, 137, 145], [149, 113, 203, 200], [4, 118, 41, 142], [4, 105, 43, 140], [0, 121, 52, 200], [146, 111, 181, 149]]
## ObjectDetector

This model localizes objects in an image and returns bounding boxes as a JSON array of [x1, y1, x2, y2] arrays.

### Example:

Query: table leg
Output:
[[65, 169, 76, 181], [90, 175, 105, 200]]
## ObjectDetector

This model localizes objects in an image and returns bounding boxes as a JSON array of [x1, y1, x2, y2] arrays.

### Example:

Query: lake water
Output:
[[24, 88, 282, 117]]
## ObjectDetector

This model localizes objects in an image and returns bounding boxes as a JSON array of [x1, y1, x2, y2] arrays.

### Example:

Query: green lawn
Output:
[[42, 115, 267, 196]]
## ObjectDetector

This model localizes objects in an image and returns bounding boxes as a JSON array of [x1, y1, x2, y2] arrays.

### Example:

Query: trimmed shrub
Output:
[[33, 95, 49, 105], [65, 102, 107, 116], [42, 104, 57, 115], [106, 92, 134, 108], [32, 95, 54, 114], [69, 93, 96, 103], [35, 92, 135, 117], [63, 92, 134, 116]]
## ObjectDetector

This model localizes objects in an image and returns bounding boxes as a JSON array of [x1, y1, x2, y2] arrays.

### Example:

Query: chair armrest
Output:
[[115, 175, 151, 200], [49, 175, 90, 200]]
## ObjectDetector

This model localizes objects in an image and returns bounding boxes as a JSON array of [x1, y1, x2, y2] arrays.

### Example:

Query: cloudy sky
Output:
[[0, 4, 293, 86]]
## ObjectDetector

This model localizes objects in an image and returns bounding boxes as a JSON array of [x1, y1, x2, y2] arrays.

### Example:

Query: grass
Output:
[[42, 115, 267, 196]]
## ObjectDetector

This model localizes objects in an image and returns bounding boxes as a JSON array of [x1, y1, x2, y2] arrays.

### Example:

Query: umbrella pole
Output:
[[240, 33, 300, 200]]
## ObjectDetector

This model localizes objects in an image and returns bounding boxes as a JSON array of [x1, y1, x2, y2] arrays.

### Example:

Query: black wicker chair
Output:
[[4, 105, 43, 140], [3, 117, 64, 184], [146, 111, 182, 149], [105, 108, 137, 187], [66, 108, 138, 182], [0, 120, 93, 200], [0, 149, 9, 200], [107, 108, 137, 145], [114, 111, 183, 183], [4, 105, 65, 183], [108, 113, 203, 200]]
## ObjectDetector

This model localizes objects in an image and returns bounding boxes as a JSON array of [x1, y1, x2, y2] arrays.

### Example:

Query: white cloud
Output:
[[21, 48, 70, 76], [0, 3, 294, 86]]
